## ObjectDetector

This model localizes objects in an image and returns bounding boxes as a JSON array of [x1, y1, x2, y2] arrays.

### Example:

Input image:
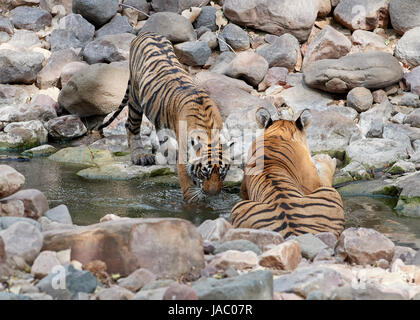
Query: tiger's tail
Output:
[[98, 80, 130, 132]]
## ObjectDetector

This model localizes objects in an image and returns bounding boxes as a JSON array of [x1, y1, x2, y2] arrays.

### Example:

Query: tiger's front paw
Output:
[[131, 153, 156, 166], [313, 154, 336, 172]]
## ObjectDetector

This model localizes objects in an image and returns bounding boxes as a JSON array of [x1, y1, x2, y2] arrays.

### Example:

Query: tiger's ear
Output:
[[255, 107, 273, 129], [295, 109, 311, 131]]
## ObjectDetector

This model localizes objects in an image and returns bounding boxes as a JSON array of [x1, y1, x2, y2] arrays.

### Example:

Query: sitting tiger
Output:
[[98, 32, 232, 203], [230, 107, 345, 238]]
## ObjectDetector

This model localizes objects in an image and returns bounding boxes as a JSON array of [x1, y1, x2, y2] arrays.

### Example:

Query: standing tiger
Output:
[[98, 32, 232, 203], [230, 107, 345, 238]]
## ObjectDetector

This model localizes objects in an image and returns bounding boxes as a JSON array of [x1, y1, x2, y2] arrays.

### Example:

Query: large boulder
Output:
[[0, 49, 44, 84], [72, 0, 119, 27], [395, 27, 420, 67], [389, 0, 420, 35], [0, 165, 25, 199], [223, 0, 318, 42], [303, 52, 403, 93], [58, 62, 129, 117], [42, 218, 205, 279]]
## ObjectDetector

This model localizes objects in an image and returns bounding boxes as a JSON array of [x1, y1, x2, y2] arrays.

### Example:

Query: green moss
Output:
[[112, 151, 130, 157], [372, 185, 400, 197], [149, 167, 175, 177], [312, 150, 346, 161]]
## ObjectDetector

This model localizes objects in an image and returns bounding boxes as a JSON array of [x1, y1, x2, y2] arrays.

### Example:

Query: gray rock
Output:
[[294, 233, 329, 260], [394, 172, 420, 217], [141, 12, 196, 43], [330, 283, 406, 300], [392, 246, 416, 264], [117, 268, 156, 292], [219, 23, 249, 51], [0, 120, 48, 150], [405, 109, 420, 128], [304, 52, 404, 93], [389, 0, 420, 35], [174, 41, 211, 67], [122, 0, 149, 21], [44, 204, 73, 225], [395, 26, 420, 67], [95, 285, 134, 300], [0, 17, 13, 35], [36, 264, 98, 300], [72, 0, 119, 27], [314, 232, 338, 249], [391, 92, 420, 108], [359, 100, 392, 138], [151, 0, 209, 13], [223, 0, 318, 42], [0, 32, 10, 43], [209, 51, 236, 74], [82, 33, 135, 64], [95, 14, 135, 38], [0, 49, 44, 84], [0, 292, 30, 300], [0, 217, 40, 231], [383, 123, 420, 143], [7, 29, 41, 49], [256, 33, 300, 71], [46, 115, 87, 140], [11, 6, 51, 31], [0, 188, 49, 219], [347, 87, 373, 113], [351, 30, 392, 54], [193, 6, 217, 31], [225, 51, 268, 86], [192, 270, 273, 300], [214, 239, 261, 255], [198, 31, 218, 50]]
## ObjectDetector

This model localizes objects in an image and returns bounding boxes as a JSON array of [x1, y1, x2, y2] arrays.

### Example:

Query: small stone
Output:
[[44, 205, 72, 225], [193, 6, 217, 31], [376, 259, 389, 269], [197, 218, 232, 242], [314, 232, 337, 249], [258, 240, 301, 271], [219, 23, 250, 51], [226, 51, 268, 86], [209, 250, 258, 271], [294, 233, 329, 260], [31, 251, 61, 278], [0, 165, 25, 198], [214, 239, 261, 255], [45, 115, 87, 141], [372, 89, 388, 103], [199, 31, 218, 50], [222, 228, 284, 251], [163, 282, 198, 300], [347, 87, 373, 112], [174, 41, 211, 67], [95, 285, 134, 300], [258, 67, 288, 92], [0, 189, 49, 219], [117, 268, 156, 293]]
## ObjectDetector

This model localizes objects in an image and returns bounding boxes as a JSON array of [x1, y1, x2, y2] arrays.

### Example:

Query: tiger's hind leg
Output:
[[126, 102, 156, 166], [312, 154, 337, 187]]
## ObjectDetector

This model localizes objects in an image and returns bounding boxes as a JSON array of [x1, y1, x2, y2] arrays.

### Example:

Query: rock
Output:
[[351, 30, 393, 54], [4, 29, 41, 49], [304, 52, 403, 93], [42, 218, 205, 279], [258, 67, 288, 92], [388, 160, 416, 174], [335, 227, 395, 265], [59, 61, 88, 88], [0, 189, 49, 219], [404, 109, 420, 128], [0, 216, 40, 231], [345, 138, 408, 168], [44, 205, 72, 225], [219, 23, 250, 51], [359, 100, 392, 138], [222, 228, 284, 251], [0, 17, 13, 35], [294, 233, 329, 260], [317, 0, 332, 17], [214, 239, 261, 255], [208, 51, 236, 74], [95, 14, 134, 38], [22, 144, 57, 157], [72, 0, 119, 27], [225, 51, 268, 86], [256, 33, 300, 71], [117, 268, 156, 292], [0, 120, 48, 150], [395, 27, 420, 67], [0, 292, 30, 300], [383, 123, 420, 144], [122, 0, 149, 21], [347, 87, 373, 112], [192, 270, 273, 300], [209, 250, 258, 271], [258, 240, 301, 271], [0, 103, 57, 123], [96, 286, 134, 300], [36, 264, 97, 300], [193, 6, 217, 31], [302, 25, 351, 70], [223, 0, 318, 42], [403, 67, 420, 96], [31, 250, 61, 278], [0, 236, 5, 264], [49, 146, 114, 167], [0, 221, 43, 264], [197, 218, 232, 242], [0, 165, 25, 198], [141, 12, 196, 43], [394, 172, 420, 217], [392, 246, 416, 264], [151, 0, 208, 13], [45, 115, 87, 141], [82, 33, 135, 65], [333, 0, 390, 31], [173, 41, 211, 67], [11, 6, 51, 31], [314, 232, 337, 249], [389, 0, 420, 35], [198, 31, 218, 50], [273, 266, 343, 298], [58, 62, 129, 117], [131, 279, 175, 300], [0, 49, 44, 84], [163, 283, 198, 300], [0, 84, 33, 107], [36, 49, 81, 89]]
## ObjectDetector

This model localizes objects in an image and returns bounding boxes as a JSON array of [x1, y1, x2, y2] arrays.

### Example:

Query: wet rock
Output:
[[259, 240, 301, 271], [192, 270, 273, 300], [36, 264, 97, 300], [0, 189, 49, 219], [219, 23, 250, 51], [0, 49, 44, 84], [223, 0, 318, 42], [163, 282, 198, 300], [49, 146, 113, 167], [351, 30, 393, 54], [173, 41, 211, 67], [58, 62, 129, 117], [72, 0, 119, 27], [0, 221, 43, 264], [141, 12, 196, 43], [256, 33, 300, 71], [395, 172, 420, 218], [222, 228, 284, 252], [11, 6, 51, 31], [389, 0, 420, 35], [359, 100, 392, 137], [197, 218, 232, 242], [395, 27, 420, 67], [117, 268, 156, 292], [209, 250, 258, 271], [214, 239, 261, 255], [82, 33, 136, 65], [31, 250, 61, 278], [0, 165, 25, 198], [22, 144, 57, 157], [335, 227, 395, 265], [96, 286, 134, 300], [303, 25, 351, 70], [193, 6, 217, 31], [258, 67, 288, 92], [95, 14, 134, 38], [44, 205, 72, 225], [45, 115, 87, 141], [347, 87, 373, 113], [314, 232, 338, 249], [37, 49, 82, 89], [304, 52, 403, 93], [295, 233, 329, 260], [333, 0, 390, 31], [0, 120, 48, 150], [42, 218, 205, 279], [225, 51, 268, 86]]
